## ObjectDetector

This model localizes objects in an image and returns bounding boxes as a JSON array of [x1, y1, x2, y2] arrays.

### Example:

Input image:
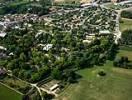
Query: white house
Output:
[[0, 32, 7, 38], [43, 44, 53, 51], [99, 30, 111, 35], [0, 46, 7, 51], [50, 84, 59, 91]]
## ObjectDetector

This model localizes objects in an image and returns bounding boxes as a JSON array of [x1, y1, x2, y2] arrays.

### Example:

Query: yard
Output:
[[119, 18, 132, 32], [0, 82, 22, 100], [57, 49, 132, 100]]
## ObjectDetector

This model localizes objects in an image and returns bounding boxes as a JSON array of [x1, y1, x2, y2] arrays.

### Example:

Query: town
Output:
[[0, 0, 132, 100]]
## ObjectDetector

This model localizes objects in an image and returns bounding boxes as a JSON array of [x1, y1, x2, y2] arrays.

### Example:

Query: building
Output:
[[0, 32, 7, 38], [99, 30, 111, 35], [43, 44, 53, 51], [50, 84, 59, 91], [0, 68, 6, 76], [0, 46, 7, 51]]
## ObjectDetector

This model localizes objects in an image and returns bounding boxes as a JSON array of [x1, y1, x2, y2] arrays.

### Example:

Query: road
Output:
[[114, 6, 132, 44]]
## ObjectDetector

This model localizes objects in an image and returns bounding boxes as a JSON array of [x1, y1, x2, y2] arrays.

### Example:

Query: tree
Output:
[[19, 53, 26, 61], [120, 29, 132, 45], [31, 73, 40, 82], [113, 56, 130, 69], [39, 0, 52, 7], [51, 68, 61, 80]]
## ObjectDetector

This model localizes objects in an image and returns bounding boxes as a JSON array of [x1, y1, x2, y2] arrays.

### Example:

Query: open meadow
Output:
[[57, 49, 132, 100], [0, 82, 22, 100], [120, 18, 132, 32]]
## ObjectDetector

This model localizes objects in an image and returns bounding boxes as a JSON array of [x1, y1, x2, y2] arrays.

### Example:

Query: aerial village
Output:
[[0, 0, 132, 100]]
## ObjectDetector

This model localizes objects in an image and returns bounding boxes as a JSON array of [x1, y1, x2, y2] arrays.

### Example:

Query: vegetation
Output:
[[1, 76, 31, 94], [0, 6, 117, 83], [119, 18, 132, 32], [121, 10, 132, 19], [58, 61, 132, 100], [113, 56, 132, 69], [0, 82, 22, 100], [1, 1, 132, 100], [0, 0, 51, 15], [119, 29, 132, 45]]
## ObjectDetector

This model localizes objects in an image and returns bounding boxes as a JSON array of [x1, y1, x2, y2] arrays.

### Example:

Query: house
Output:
[[0, 68, 6, 76], [81, 3, 91, 7], [50, 84, 59, 91], [99, 30, 111, 35], [43, 44, 53, 51], [0, 32, 7, 38], [0, 46, 7, 51]]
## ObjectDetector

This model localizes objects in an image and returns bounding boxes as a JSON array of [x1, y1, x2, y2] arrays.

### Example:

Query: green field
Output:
[[117, 49, 132, 61], [119, 18, 132, 32], [58, 49, 132, 100], [0, 83, 22, 100]]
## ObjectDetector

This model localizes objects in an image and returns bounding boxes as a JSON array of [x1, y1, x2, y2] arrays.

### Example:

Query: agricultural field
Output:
[[119, 18, 132, 32], [0, 83, 22, 100], [58, 49, 132, 100]]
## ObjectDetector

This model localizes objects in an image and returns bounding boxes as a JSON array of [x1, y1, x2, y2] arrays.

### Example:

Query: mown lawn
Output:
[[0, 83, 22, 100], [58, 48, 132, 100], [119, 18, 132, 32]]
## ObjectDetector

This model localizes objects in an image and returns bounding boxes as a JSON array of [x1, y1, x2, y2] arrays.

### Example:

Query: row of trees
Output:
[[119, 29, 132, 45], [121, 10, 132, 19], [113, 56, 132, 69]]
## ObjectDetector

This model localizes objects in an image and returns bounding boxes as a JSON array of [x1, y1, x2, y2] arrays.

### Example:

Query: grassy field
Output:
[[119, 18, 132, 32], [58, 49, 132, 100], [117, 47, 132, 61], [0, 83, 22, 100]]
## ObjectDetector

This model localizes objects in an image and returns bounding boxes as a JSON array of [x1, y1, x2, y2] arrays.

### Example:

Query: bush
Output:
[[120, 29, 132, 45], [98, 71, 106, 76]]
